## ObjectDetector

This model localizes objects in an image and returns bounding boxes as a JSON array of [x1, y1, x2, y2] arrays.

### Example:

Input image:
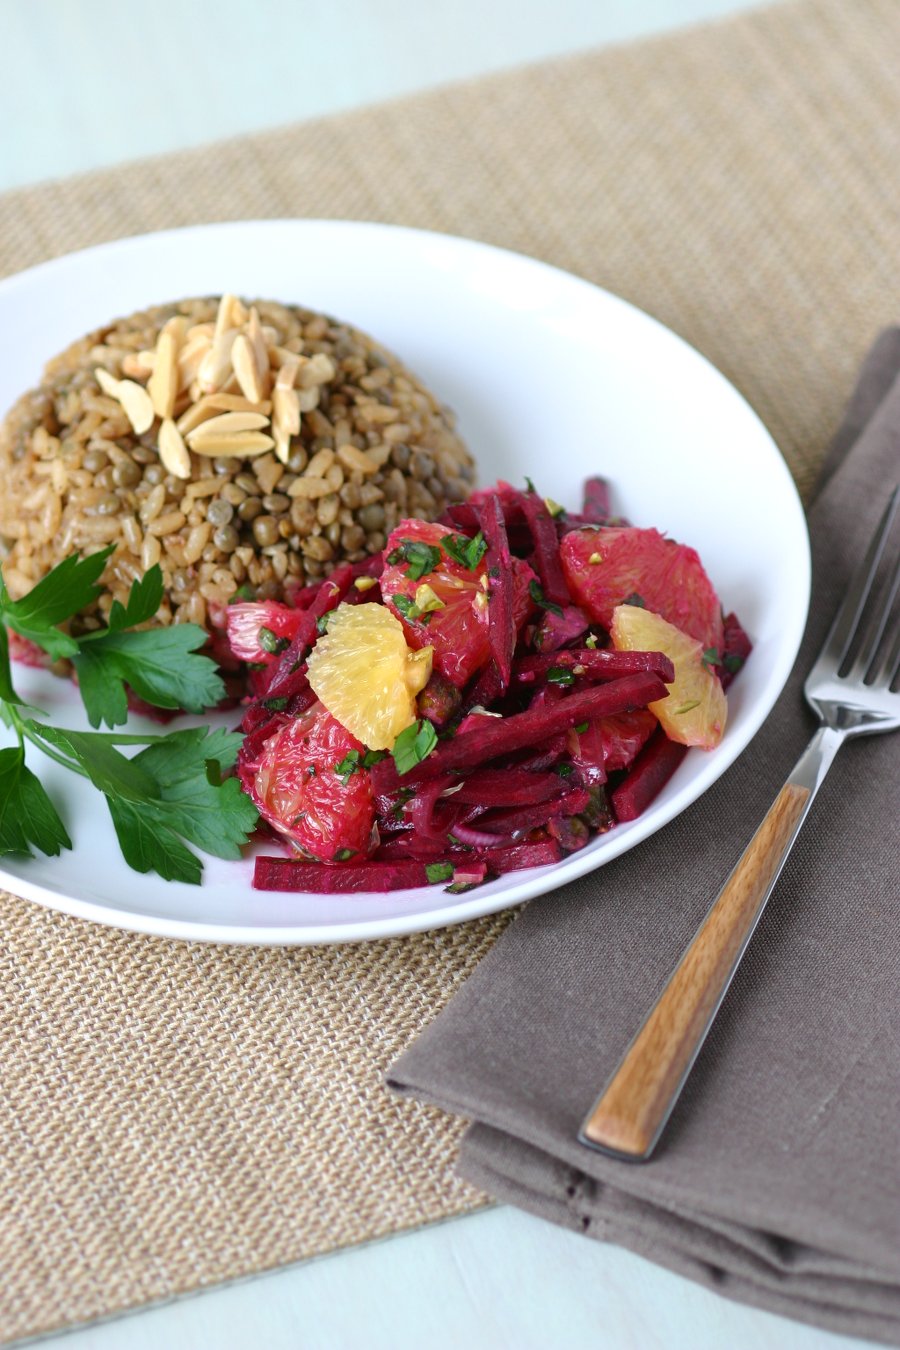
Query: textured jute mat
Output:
[[1, 0, 899, 1340]]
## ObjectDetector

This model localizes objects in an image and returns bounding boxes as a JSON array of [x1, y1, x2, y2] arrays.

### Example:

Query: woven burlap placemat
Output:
[[2, 0, 899, 1340]]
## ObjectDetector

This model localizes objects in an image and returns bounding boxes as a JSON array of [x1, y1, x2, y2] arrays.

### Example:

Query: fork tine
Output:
[[856, 549, 900, 685], [818, 485, 899, 672]]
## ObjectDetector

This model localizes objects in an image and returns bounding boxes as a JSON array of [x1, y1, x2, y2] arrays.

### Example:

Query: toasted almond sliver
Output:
[[273, 423, 292, 465], [336, 443, 379, 476], [231, 296, 249, 326], [148, 330, 179, 420], [117, 379, 155, 434], [94, 367, 121, 398], [204, 392, 271, 414], [158, 418, 191, 479], [189, 432, 275, 457], [177, 399, 225, 436], [273, 386, 301, 439], [162, 314, 188, 342], [248, 307, 269, 371], [121, 351, 155, 379], [275, 356, 300, 390], [187, 412, 270, 444], [176, 393, 272, 436], [232, 333, 265, 404], [197, 327, 239, 395], [287, 476, 331, 499], [177, 334, 212, 392], [214, 294, 238, 342], [267, 344, 300, 369]]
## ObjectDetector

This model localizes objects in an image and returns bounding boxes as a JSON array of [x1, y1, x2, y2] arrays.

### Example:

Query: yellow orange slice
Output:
[[610, 604, 727, 749], [306, 602, 433, 750]]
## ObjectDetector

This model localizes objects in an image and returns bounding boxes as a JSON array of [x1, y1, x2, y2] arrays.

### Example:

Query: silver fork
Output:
[[579, 487, 900, 1162]]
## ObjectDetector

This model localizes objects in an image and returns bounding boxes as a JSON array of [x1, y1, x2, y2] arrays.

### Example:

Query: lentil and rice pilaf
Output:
[[0, 294, 474, 642]]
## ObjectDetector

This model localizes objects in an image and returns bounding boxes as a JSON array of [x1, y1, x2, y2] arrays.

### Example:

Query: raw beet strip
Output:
[[375, 835, 458, 861], [413, 672, 669, 779], [720, 611, 753, 690], [460, 661, 504, 716], [474, 493, 517, 690], [521, 491, 571, 607], [514, 648, 675, 684], [254, 857, 431, 893], [610, 728, 687, 822], [582, 476, 611, 522], [474, 839, 562, 872], [475, 786, 589, 837], [450, 768, 567, 807], [265, 563, 353, 699], [510, 736, 569, 772]]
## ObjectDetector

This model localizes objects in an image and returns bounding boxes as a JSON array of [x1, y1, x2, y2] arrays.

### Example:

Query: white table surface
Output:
[[2, 2, 870, 1347]]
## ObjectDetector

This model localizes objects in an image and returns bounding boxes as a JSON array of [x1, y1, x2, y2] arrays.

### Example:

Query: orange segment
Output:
[[306, 602, 433, 750], [610, 604, 727, 750]]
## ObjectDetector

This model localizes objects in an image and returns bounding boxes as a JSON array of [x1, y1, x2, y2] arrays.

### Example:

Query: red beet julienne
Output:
[[513, 648, 676, 684], [520, 490, 571, 607], [473, 493, 517, 690], [402, 672, 669, 782]]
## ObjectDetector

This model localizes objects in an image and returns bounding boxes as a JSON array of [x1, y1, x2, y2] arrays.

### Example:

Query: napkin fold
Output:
[[390, 332, 900, 1346]]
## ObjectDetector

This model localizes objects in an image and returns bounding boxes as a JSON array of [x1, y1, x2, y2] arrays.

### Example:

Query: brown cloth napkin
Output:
[[390, 331, 900, 1346]]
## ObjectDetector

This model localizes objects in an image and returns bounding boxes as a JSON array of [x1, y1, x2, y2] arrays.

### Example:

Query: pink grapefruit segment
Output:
[[561, 526, 724, 653]]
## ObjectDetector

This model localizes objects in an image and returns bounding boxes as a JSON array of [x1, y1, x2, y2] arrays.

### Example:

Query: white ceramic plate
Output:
[[0, 220, 809, 944]]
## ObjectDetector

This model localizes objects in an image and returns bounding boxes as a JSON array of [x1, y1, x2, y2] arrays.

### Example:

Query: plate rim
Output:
[[0, 218, 811, 945]]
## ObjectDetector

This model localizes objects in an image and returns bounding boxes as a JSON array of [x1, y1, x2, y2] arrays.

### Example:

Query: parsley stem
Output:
[[20, 720, 89, 779]]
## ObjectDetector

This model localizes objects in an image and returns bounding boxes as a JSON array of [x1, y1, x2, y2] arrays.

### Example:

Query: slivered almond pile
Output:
[[102, 294, 336, 480]]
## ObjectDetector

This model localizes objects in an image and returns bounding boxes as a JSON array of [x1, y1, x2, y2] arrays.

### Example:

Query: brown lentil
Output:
[[213, 524, 240, 552], [252, 515, 279, 547], [206, 498, 235, 527]]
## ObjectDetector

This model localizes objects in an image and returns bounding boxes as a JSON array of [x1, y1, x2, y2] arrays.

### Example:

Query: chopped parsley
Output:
[[702, 646, 721, 672], [392, 593, 432, 624], [333, 748, 387, 783], [425, 861, 454, 883], [547, 666, 575, 687], [574, 722, 589, 735], [392, 719, 438, 775], [333, 847, 357, 862], [723, 652, 745, 675], [441, 531, 487, 571], [387, 539, 443, 581], [528, 580, 564, 617], [622, 593, 646, 608]]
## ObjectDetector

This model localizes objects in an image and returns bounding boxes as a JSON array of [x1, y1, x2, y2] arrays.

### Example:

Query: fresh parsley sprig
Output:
[[0, 550, 258, 883]]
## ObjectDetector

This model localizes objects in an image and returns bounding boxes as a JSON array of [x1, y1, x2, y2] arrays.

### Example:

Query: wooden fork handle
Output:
[[579, 726, 844, 1161]]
